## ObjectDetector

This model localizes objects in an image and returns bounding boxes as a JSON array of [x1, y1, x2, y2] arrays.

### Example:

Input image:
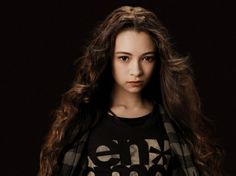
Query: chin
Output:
[[126, 87, 143, 94]]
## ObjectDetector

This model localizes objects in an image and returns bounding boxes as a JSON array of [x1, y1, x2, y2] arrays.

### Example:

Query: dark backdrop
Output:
[[4, 0, 235, 175]]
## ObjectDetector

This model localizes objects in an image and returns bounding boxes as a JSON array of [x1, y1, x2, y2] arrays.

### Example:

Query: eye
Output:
[[143, 56, 155, 62], [118, 56, 129, 62]]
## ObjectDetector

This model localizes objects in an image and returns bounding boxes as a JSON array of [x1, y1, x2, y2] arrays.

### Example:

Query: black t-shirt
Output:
[[85, 105, 172, 176]]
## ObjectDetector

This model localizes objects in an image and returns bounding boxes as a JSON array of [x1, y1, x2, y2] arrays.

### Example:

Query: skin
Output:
[[110, 30, 157, 118]]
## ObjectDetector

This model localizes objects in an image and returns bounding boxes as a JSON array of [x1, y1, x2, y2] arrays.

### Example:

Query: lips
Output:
[[127, 81, 143, 83], [127, 81, 143, 87]]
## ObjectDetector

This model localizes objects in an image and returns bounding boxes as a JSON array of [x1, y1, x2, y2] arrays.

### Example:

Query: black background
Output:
[[4, 0, 236, 175]]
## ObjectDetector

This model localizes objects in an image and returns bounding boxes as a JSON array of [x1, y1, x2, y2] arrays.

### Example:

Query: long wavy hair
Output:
[[39, 6, 223, 176]]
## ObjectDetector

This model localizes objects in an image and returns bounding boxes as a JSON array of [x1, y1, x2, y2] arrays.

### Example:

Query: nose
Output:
[[129, 60, 143, 77]]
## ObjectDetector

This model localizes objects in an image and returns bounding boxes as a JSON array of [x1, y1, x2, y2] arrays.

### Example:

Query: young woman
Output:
[[39, 6, 223, 176]]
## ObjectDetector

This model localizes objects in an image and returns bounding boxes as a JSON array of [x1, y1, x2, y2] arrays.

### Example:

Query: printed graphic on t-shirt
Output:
[[87, 138, 171, 175]]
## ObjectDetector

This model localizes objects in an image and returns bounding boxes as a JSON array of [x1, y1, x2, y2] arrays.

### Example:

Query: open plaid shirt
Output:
[[56, 104, 201, 176]]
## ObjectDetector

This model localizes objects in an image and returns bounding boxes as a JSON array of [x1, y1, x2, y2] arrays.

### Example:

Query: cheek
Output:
[[144, 64, 155, 77], [112, 62, 126, 79]]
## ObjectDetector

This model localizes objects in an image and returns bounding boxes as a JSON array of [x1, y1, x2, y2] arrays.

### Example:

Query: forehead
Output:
[[114, 30, 156, 53]]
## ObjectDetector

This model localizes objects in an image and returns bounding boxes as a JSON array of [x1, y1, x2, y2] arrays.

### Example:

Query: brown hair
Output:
[[38, 6, 223, 176]]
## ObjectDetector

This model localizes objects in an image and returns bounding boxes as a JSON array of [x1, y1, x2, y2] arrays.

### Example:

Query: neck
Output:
[[109, 85, 154, 118], [111, 87, 146, 110]]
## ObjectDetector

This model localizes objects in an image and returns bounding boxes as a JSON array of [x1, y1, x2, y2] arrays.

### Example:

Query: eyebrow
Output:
[[115, 51, 156, 56]]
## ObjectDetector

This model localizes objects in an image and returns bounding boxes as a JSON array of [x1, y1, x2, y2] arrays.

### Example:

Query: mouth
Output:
[[127, 81, 143, 83], [127, 81, 144, 87]]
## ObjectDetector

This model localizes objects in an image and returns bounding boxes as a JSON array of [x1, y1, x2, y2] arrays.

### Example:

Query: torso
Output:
[[85, 104, 173, 176]]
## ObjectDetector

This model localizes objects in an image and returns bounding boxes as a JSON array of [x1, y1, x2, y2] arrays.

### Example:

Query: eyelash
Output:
[[118, 56, 155, 62], [143, 56, 155, 62], [119, 56, 129, 62]]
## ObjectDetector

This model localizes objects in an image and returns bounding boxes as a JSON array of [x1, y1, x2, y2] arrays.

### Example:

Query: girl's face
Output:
[[112, 30, 156, 94]]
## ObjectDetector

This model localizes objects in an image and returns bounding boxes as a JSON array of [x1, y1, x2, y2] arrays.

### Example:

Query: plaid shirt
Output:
[[57, 104, 201, 176]]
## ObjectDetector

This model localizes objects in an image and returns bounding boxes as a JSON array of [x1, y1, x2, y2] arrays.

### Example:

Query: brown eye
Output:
[[119, 56, 129, 62], [143, 56, 155, 62]]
